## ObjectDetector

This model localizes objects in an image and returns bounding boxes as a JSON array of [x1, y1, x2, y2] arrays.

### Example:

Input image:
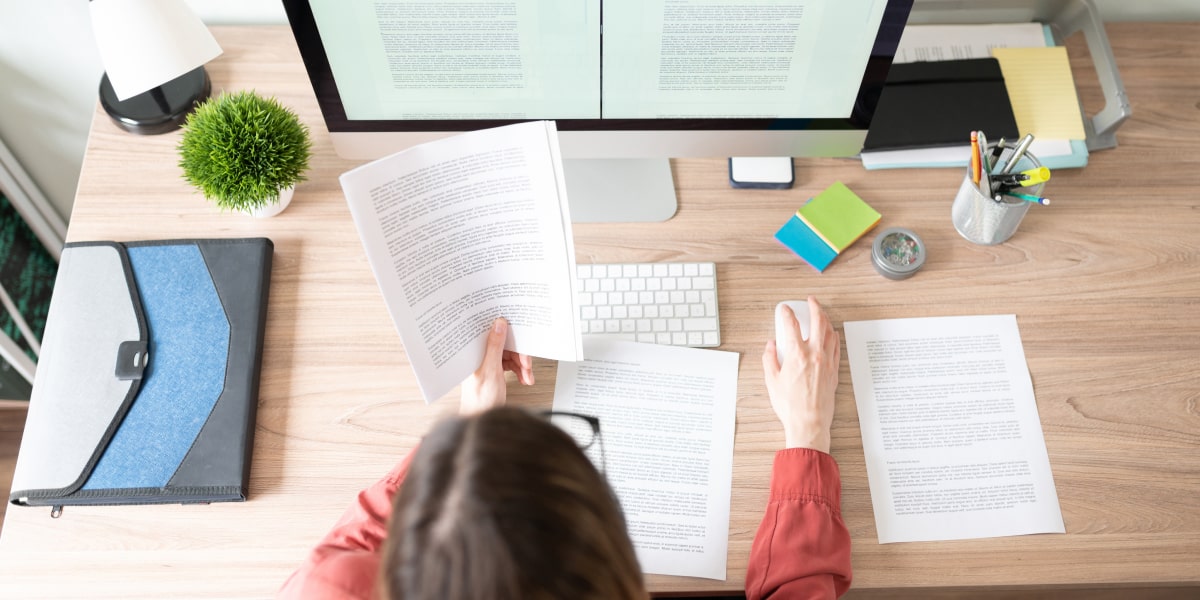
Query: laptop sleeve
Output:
[[9, 237, 273, 509]]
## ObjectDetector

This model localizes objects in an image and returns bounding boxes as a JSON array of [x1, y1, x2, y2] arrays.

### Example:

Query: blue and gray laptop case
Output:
[[9, 238, 272, 509]]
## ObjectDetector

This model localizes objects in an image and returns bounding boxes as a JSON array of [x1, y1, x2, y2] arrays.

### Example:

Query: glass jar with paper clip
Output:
[[952, 141, 1048, 245]]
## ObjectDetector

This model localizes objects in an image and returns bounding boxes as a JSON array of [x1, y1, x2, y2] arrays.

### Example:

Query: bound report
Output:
[[340, 121, 583, 403], [10, 238, 273, 509]]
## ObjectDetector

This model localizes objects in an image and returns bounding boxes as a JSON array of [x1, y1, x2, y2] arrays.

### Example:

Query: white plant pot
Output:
[[247, 186, 294, 218]]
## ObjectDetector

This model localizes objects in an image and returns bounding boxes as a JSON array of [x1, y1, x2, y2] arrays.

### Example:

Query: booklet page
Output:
[[552, 338, 739, 579], [844, 314, 1065, 543], [340, 121, 581, 403]]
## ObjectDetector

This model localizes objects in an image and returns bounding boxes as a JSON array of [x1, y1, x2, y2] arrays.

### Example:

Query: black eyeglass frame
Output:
[[539, 410, 607, 473]]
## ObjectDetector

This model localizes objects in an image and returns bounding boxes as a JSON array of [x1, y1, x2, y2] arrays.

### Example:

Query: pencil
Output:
[[970, 131, 981, 184]]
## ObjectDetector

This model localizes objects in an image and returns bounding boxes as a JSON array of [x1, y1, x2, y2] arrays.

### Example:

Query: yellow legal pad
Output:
[[796, 181, 881, 253]]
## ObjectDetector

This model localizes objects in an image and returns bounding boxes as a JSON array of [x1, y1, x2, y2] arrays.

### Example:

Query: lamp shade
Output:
[[90, 0, 222, 101]]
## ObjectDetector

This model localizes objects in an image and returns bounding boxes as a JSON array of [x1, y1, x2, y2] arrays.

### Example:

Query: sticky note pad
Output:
[[775, 214, 837, 272], [992, 46, 1087, 140], [796, 182, 881, 253]]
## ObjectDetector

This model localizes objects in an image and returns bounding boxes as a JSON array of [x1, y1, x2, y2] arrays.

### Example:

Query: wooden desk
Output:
[[1, 23, 1198, 598]]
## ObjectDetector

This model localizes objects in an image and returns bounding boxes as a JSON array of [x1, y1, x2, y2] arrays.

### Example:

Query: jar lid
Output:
[[871, 227, 926, 280]]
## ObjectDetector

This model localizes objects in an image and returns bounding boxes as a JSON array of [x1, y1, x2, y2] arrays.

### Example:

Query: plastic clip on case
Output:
[[9, 238, 273, 511]]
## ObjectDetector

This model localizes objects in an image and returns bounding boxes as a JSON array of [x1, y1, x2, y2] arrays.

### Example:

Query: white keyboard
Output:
[[576, 262, 720, 348]]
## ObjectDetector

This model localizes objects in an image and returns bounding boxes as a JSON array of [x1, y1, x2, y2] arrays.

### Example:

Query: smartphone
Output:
[[728, 157, 794, 189]]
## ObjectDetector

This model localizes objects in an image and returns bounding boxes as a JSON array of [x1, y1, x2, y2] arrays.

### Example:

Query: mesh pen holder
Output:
[[952, 145, 1045, 245]]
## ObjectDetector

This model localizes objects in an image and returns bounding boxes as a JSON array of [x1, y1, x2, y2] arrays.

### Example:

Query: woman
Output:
[[281, 297, 849, 599]]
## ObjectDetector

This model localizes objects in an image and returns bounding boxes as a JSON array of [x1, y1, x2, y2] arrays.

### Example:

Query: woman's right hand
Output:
[[760, 297, 841, 453]]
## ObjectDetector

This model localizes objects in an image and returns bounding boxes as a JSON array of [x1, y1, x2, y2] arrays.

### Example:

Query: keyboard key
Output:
[[699, 263, 714, 276], [684, 263, 699, 276]]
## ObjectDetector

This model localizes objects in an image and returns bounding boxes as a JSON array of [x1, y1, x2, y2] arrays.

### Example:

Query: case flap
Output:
[[862, 58, 1020, 152], [10, 243, 147, 500]]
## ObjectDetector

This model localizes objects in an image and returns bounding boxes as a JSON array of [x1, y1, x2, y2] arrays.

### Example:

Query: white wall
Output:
[[0, 0, 1196, 224]]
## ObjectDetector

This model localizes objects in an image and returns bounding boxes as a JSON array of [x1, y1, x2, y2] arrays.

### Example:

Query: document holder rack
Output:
[[908, 0, 1130, 151]]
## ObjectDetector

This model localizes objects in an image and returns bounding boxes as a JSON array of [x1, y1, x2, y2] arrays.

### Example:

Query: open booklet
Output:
[[340, 121, 582, 403]]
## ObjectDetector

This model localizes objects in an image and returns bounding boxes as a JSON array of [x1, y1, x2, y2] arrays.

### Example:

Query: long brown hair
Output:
[[379, 407, 645, 599]]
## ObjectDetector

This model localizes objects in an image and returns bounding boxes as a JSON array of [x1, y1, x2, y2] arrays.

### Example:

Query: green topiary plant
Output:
[[178, 90, 311, 213]]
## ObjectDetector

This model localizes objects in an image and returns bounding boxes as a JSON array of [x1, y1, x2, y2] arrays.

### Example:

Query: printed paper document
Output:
[[340, 121, 582, 403], [552, 338, 739, 579], [844, 315, 1064, 544]]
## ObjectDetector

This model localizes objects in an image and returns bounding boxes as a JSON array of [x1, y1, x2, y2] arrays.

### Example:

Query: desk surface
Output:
[[2, 23, 1199, 598]]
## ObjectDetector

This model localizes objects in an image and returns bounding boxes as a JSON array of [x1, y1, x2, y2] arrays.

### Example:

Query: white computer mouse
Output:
[[774, 300, 811, 363]]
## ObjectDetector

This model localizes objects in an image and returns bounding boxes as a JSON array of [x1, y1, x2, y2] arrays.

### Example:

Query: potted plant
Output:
[[178, 90, 311, 217]]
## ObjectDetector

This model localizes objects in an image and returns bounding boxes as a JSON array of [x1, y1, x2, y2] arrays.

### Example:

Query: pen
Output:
[[991, 137, 1007, 163], [999, 133, 1035, 174], [977, 130, 991, 173], [1003, 191, 1050, 205]]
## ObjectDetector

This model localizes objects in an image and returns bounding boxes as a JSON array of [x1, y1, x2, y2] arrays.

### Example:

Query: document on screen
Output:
[[552, 338, 739, 579], [844, 314, 1065, 544]]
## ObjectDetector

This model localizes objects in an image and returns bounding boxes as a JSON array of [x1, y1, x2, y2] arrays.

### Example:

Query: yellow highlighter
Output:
[[1019, 166, 1051, 187]]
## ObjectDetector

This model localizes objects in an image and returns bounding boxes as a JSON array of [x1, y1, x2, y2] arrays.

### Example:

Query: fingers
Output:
[[777, 303, 803, 359], [807, 296, 824, 345], [762, 339, 780, 375], [481, 318, 508, 374], [503, 352, 535, 385]]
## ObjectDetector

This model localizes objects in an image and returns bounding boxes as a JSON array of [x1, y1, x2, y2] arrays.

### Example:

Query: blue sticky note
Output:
[[775, 214, 838, 272]]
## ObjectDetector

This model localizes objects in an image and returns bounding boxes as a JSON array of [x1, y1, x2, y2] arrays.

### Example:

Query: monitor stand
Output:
[[562, 159, 677, 223]]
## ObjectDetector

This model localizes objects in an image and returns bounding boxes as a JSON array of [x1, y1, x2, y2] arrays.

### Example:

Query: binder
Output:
[[9, 238, 273, 509], [861, 58, 1021, 153]]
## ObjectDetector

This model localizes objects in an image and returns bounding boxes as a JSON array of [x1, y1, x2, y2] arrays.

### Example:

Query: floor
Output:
[[0, 406, 26, 530]]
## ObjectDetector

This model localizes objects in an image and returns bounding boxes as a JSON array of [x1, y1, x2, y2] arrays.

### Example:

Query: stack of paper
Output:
[[774, 182, 880, 272], [862, 23, 1089, 170]]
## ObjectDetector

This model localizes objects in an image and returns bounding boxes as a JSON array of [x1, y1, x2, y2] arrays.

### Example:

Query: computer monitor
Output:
[[283, 0, 913, 222]]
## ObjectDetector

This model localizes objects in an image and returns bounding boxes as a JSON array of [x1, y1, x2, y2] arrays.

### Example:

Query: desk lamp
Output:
[[90, 0, 222, 135]]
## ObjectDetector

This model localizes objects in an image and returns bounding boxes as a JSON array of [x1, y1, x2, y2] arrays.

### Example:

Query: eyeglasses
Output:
[[540, 411, 606, 474]]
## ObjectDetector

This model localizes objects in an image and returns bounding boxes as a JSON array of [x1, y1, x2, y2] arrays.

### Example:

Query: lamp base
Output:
[[99, 67, 212, 135]]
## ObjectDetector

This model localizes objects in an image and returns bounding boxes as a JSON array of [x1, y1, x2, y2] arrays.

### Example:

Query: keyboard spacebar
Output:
[[582, 333, 637, 343]]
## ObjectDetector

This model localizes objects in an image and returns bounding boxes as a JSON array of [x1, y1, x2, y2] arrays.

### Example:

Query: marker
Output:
[[1018, 166, 1051, 186], [999, 133, 1035, 174], [1004, 191, 1050, 206]]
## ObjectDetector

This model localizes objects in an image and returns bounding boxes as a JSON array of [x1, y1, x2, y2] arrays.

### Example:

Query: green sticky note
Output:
[[796, 181, 881, 253]]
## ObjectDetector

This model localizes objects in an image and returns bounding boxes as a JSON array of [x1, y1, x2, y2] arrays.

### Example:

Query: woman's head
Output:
[[380, 406, 645, 599]]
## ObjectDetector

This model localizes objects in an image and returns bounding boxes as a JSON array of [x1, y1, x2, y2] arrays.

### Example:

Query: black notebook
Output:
[[862, 58, 1020, 152], [9, 238, 272, 509]]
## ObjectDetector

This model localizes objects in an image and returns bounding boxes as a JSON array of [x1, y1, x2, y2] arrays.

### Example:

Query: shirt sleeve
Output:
[[277, 446, 419, 599], [745, 448, 852, 600]]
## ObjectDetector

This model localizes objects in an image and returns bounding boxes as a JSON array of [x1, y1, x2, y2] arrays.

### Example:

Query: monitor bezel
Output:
[[282, 0, 913, 146]]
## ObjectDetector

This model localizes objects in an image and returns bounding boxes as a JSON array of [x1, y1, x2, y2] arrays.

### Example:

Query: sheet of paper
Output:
[[893, 23, 1048, 64], [552, 338, 739, 579], [340, 120, 581, 403], [844, 315, 1064, 544], [992, 46, 1088, 140], [860, 138, 1075, 169]]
